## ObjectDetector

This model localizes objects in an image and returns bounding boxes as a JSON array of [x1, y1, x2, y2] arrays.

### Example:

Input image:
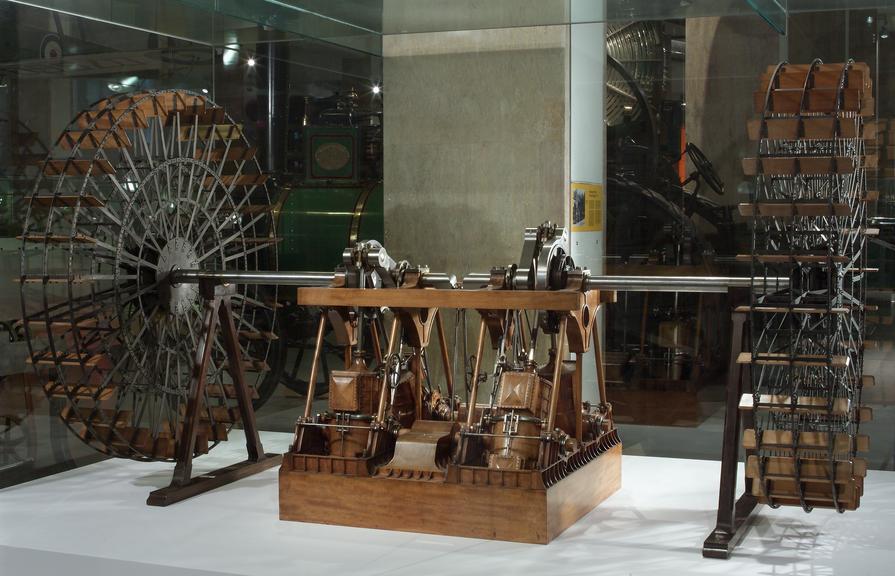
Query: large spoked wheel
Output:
[[20, 90, 279, 461]]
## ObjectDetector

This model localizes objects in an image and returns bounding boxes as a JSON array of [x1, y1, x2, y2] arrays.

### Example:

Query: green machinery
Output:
[[277, 110, 384, 273], [274, 107, 384, 394]]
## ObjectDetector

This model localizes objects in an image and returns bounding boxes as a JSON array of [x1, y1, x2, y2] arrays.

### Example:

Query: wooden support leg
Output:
[[573, 354, 583, 443], [592, 308, 609, 411], [147, 282, 281, 506], [703, 306, 757, 558], [435, 310, 454, 399], [293, 312, 328, 454]]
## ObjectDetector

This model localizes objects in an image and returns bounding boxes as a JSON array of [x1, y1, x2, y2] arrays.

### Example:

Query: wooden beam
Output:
[[296, 287, 588, 312]]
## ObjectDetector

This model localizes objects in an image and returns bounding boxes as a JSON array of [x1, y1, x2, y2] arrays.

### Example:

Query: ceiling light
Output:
[[247, 57, 256, 67]]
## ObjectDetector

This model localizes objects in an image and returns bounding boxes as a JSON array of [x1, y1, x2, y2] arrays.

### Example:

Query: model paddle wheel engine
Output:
[[280, 223, 621, 543]]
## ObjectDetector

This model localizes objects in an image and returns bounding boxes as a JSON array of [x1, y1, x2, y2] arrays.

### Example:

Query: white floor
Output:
[[1, 431, 893, 576]]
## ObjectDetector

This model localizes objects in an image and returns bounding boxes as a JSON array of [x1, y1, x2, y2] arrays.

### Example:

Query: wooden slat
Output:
[[764, 62, 871, 77], [202, 173, 268, 189], [746, 455, 866, 483], [743, 428, 869, 452], [58, 128, 132, 150], [751, 479, 860, 509], [199, 406, 241, 424], [238, 330, 278, 341], [221, 359, 271, 372], [754, 87, 865, 114], [743, 156, 855, 176], [44, 381, 116, 401], [17, 233, 96, 244], [297, 287, 587, 312], [738, 393, 850, 415], [857, 406, 873, 422], [179, 124, 243, 141], [759, 66, 868, 92], [27, 352, 103, 367], [43, 159, 115, 177], [75, 108, 148, 130], [206, 384, 260, 400], [747, 117, 870, 141], [26, 194, 105, 207], [194, 146, 257, 162], [21, 319, 105, 335], [62, 406, 132, 427], [737, 351, 849, 368], [171, 107, 226, 126]]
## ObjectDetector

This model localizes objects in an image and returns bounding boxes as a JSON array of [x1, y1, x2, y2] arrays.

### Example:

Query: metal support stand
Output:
[[703, 297, 758, 558], [147, 281, 281, 506]]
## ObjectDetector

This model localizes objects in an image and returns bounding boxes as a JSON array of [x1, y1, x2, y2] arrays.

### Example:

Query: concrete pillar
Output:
[[382, 25, 569, 392], [569, 2, 606, 403], [382, 27, 569, 278]]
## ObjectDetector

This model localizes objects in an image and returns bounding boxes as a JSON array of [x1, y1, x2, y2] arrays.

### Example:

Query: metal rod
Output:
[[374, 318, 400, 424], [435, 310, 454, 400], [546, 316, 569, 433], [303, 313, 328, 419], [173, 269, 335, 286], [172, 269, 457, 289], [465, 319, 488, 428], [176, 268, 787, 295], [463, 273, 789, 293]]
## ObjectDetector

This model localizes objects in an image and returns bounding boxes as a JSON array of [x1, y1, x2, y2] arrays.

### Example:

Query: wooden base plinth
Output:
[[279, 443, 621, 544]]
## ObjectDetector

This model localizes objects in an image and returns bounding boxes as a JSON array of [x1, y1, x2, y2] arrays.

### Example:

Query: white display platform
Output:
[[1, 430, 893, 576]]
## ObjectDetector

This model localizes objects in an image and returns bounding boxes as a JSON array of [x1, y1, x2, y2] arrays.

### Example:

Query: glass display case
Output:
[[1, 0, 893, 497]]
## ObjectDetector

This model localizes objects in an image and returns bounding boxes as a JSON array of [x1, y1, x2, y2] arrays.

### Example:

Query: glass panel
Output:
[[9, 0, 383, 54], [747, 0, 788, 33], [0, 1, 215, 488]]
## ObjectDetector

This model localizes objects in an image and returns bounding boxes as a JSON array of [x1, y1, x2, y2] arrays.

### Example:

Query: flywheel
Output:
[[19, 89, 279, 461]]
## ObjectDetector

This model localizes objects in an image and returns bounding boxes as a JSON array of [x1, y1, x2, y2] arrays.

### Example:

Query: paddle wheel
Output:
[[19, 89, 280, 463], [705, 60, 876, 558]]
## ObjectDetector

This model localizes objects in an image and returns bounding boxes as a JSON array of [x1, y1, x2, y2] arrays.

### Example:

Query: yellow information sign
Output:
[[570, 182, 603, 232]]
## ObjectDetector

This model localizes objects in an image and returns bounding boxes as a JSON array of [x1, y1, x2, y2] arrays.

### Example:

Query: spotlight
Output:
[[247, 57, 256, 67], [372, 84, 381, 95], [201, 88, 209, 94]]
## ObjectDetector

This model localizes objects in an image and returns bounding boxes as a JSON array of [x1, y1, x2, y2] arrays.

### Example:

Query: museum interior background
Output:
[[1, 0, 893, 489]]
